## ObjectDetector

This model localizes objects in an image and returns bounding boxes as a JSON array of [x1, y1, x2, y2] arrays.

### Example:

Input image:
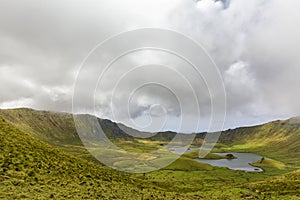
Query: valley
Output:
[[1, 108, 300, 199]]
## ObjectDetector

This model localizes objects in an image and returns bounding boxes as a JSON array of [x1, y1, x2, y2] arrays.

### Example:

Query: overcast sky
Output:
[[1, 0, 300, 132]]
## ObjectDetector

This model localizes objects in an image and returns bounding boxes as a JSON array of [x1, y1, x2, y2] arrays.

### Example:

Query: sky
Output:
[[1, 0, 300, 133]]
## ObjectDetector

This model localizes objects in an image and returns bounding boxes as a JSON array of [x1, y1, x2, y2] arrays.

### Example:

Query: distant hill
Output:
[[215, 118, 300, 166], [0, 108, 179, 160], [1, 108, 300, 166], [0, 108, 176, 144]]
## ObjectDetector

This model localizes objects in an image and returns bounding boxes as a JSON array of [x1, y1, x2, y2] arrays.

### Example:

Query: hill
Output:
[[0, 108, 178, 143], [0, 115, 193, 199], [1, 108, 300, 199], [1, 108, 300, 167], [0, 108, 182, 163], [215, 118, 300, 166]]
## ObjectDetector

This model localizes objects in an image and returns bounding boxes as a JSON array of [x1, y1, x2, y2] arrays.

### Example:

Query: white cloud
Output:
[[225, 61, 255, 90], [0, 0, 300, 131], [196, 0, 224, 13]]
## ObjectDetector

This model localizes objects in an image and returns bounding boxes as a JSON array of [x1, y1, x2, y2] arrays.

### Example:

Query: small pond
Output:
[[196, 152, 263, 172], [171, 148, 263, 172]]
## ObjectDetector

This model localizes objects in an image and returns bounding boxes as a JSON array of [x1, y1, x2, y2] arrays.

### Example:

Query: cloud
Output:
[[196, 0, 225, 12], [225, 61, 255, 96], [0, 0, 300, 132], [168, 0, 300, 126], [224, 61, 263, 115]]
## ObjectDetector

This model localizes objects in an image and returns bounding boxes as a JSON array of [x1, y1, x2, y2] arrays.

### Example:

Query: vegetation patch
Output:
[[164, 157, 213, 171], [251, 157, 287, 170], [0, 116, 192, 199], [1, 108, 300, 199], [182, 149, 236, 160]]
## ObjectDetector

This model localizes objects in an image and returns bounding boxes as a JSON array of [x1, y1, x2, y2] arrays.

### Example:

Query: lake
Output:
[[171, 148, 263, 172], [196, 152, 263, 172]]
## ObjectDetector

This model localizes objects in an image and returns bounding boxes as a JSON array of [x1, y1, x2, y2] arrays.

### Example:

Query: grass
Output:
[[0, 116, 194, 199], [163, 157, 213, 171], [183, 149, 237, 160], [251, 157, 287, 170], [138, 167, 292, 199], [217, 118, 300, 166], [248, 170, 300, 199], [114, 139, 162, 153], [1, 108, 300, 199]]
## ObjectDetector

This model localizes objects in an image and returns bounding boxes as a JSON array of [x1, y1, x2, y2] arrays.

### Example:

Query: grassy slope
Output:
[[0, 108, 102, 163], [249, 170, 300, 199], [2, 108, 300, 167], [252, 158, 287, 170], [0, 108, 209, 172], [217, 118, 300, 167], [164, 157, 213, 171], [1, 108, 300, 199], [0, 108, 80, 145], [183, 149, 236, 160], [0, 108, 166, 157], [0, 116, 192, 199]]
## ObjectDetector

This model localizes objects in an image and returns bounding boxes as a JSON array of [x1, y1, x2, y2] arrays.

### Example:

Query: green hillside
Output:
[[1, 108, 300, 170], [0, 108, 81, 146], [216, 118, 300, 166], [1, 108, 300, 168], [249, 169, 300, 198], [0, 108, 168, 158], [1, 108, 300, 199], [0, 108, 98, 163], [0, 116, 191, 199]]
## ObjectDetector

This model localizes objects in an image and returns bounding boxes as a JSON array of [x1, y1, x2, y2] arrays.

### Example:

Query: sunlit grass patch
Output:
[[252, 158, 287, 170], [164, 157, 213, 171]]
